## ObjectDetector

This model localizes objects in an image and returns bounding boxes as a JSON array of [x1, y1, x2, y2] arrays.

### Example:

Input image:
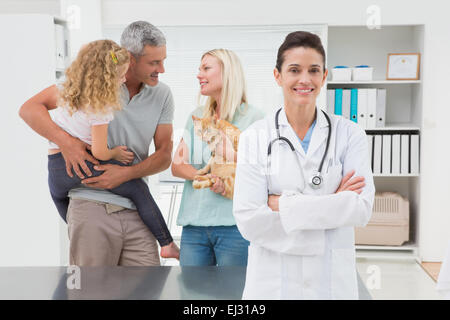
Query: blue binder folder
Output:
[[334, 88, 343, 115], [350, 88, 358, 123]]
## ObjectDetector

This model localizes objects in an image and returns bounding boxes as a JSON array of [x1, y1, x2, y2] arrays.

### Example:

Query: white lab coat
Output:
[[233, 107, 375, 300]]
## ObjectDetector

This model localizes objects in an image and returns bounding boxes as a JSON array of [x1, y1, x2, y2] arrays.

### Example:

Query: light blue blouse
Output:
[[298, 120, 316, 153], [176, 104, 265, 227]]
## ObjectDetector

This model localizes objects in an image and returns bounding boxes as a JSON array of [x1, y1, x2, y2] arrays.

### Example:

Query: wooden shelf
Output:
[[356, 244, 419, 260], [356, 244, 417, 251], [373, 173, 419, 177], [365, 125, 420, 131], [328, 80, 421, 85]]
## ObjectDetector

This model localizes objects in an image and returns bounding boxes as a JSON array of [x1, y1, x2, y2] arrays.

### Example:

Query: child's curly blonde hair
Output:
[[59, 39, 130, 115]]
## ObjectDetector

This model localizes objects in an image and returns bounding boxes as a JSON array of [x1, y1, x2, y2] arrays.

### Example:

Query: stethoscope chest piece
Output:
[[309, 173, 323, 189], [267, 107, 332, 191]]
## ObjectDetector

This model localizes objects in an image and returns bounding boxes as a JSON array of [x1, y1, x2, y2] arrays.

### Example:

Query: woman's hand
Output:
[[335, 170, 365, 194], [214, 131, 236, 163], [209, 174, 227, 196], [112, 146, 135, 165], [268, 194, 281, 212], [171, 138, 198, 181]]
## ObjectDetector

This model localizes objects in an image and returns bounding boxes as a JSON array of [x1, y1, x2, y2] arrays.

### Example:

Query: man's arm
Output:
[[128, 123, 173, 178], [19, 85, 98, 178], [82, 124, 173, 189], [19, 85, 62, 141]]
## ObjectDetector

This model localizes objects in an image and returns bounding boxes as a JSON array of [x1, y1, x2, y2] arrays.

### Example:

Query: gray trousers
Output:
[[67, 198, 160, 266]]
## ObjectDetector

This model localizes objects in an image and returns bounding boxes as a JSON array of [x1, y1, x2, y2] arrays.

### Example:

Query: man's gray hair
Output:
[[120, 21, 166, 56]]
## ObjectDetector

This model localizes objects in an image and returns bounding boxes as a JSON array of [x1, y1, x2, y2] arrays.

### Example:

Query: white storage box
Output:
[[355, 192, 409, 246], [352, 65, 373, 81], [331, 66, 351, 81]]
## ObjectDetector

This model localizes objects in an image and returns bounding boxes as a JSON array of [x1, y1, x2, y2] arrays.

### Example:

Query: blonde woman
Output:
[[171, 49, 264, 266], [21, 39, 179, 260]]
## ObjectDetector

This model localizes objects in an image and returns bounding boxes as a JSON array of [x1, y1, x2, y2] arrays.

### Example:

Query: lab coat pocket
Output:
[[244, 244, 281, 299], [331, 248, 358, 300], [269, 151, 304, 194], [323, 163, 343, 195]]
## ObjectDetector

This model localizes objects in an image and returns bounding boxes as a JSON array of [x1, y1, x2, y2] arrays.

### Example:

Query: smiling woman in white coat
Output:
[[233, 31, 375, 300]]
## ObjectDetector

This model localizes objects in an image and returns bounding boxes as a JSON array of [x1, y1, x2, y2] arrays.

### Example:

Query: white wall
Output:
[[101, 0, 426, 26], [0, 14, 61, 266], [101, 0, 450, 262], [60, 0, 103, 59], [0, 0, 60, 15]]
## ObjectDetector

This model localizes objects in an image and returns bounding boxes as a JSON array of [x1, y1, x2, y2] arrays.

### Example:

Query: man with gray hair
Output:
[[19, 21, 175, 266]]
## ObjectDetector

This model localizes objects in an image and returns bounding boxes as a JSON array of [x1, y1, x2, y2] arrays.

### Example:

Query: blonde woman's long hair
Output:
[[200, 49, 248, 122], [59, 39, 130, 115]]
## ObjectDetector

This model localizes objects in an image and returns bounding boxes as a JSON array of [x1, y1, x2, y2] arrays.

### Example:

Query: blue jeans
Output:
[[179, 225, 249, 266], [47, 152, 172, 246]]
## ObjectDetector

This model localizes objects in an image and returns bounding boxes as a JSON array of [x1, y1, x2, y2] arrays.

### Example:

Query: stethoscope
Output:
[[267, 107, 332, 190]]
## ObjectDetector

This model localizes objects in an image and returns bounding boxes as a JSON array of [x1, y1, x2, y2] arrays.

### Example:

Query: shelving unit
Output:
[[328, 25, 424, 258]]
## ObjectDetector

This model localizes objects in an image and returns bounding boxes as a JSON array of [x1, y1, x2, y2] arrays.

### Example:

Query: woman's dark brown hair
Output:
[[276, 31, 326, 72]]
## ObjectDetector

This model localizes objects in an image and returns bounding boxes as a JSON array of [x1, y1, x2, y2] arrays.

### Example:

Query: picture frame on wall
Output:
[[386, 53, 421, 80]]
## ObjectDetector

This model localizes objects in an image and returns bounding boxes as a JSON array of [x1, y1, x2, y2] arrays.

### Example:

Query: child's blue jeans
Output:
[[47, 152, 173, 247]]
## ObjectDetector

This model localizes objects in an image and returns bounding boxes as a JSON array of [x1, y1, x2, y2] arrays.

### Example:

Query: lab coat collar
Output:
[[278, 106, 329, 129], [277, 107, 330, 159]]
